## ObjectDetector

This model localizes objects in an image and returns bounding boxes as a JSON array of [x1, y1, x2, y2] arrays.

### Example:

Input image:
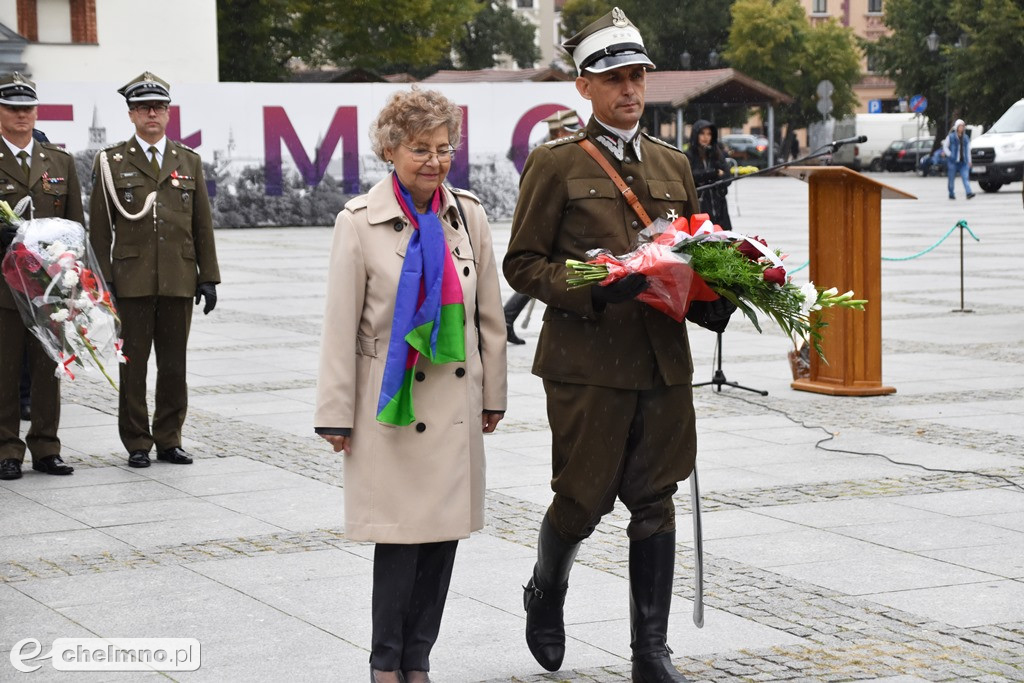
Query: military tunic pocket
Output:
[[566, 177, 622, 239], [41, 180, 68, 214], [646, 179, 690, 219], [171, 179, 196, 213], [114, 176, 146, 206]]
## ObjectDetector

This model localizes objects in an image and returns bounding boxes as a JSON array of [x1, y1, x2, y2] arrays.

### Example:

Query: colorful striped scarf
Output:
[[376, 175, 466, 425]]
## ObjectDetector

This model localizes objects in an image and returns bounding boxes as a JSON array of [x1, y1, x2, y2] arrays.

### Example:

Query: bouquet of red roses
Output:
[[1, 203, 125, 387], [567, 214, 866, 361]]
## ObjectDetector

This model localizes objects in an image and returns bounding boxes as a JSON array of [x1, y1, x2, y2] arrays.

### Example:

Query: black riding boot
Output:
[[629, 530, 688, 682], [523, 513, 581, 671]]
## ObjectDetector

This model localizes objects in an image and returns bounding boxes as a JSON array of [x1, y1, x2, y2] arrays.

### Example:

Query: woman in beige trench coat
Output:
[[314, 88, 507, 683]]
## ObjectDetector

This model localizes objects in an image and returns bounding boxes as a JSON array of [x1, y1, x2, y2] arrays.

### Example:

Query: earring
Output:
[[385, 159, 394, 170]]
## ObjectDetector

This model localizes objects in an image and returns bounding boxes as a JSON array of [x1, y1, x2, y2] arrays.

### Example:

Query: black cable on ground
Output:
[[717, 392, 1024, 494]]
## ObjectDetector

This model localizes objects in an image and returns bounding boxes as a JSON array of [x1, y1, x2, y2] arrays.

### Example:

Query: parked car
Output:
[[970, 98, 1024, 192], [918, 146, 947, 176], [721, 134, 771, 169], [879, 136, 934, 172]]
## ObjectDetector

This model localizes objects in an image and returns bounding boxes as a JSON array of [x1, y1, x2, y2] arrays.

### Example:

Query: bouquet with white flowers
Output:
[[1, 203, 125, 388]]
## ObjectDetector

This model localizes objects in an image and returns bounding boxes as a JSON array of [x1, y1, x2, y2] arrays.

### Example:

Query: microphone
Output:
[[830, 135, 867, 148]]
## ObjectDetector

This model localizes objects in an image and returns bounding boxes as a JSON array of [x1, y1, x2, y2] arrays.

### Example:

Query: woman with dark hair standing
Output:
[[684, 119, 733, 230], [315, 87, 508, 683]]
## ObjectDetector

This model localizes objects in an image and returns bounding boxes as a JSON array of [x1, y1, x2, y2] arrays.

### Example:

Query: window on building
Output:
[[16, 0, 97, 43], [517, 0, 534, 7], [868, 0, 883, 12], [812, 0, 827, 13], [866, 51, 878, 73]]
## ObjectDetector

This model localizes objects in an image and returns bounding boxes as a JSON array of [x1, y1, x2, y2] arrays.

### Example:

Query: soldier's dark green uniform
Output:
[[503, 9, 731, 682], [88, 72, 219, 467], [0, 73, 82, 480]]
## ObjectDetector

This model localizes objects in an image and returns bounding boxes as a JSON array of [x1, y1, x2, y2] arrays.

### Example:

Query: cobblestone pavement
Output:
[[2, 174, 1023, 681]]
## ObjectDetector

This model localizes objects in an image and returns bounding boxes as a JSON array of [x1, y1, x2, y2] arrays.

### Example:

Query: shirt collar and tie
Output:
[[135, 135, 167, 174], [3, 137, 35, 178]]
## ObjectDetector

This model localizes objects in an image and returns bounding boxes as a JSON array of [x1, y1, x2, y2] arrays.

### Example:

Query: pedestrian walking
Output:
[[684, 119, 732, 230], [946, 118, 974, 200]]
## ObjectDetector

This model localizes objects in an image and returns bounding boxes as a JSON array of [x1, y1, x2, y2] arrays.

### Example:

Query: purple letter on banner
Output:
[[510, 104, 575, 174], [446, 105, 469, 190], [264, 106, 359, 195]]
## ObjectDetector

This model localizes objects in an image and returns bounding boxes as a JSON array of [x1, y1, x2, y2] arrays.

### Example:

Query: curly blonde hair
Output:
[[369, 86, 463, 161]]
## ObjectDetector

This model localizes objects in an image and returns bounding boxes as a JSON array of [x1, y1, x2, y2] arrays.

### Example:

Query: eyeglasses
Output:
[[131, 104, 169, 114], [400, 144, 456, 163]]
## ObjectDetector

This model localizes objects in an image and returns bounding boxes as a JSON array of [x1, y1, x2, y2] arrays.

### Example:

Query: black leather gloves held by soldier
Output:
[[195, 282, 217, 314], [686, 296, 737, 334], [591, 272, 649, 310]]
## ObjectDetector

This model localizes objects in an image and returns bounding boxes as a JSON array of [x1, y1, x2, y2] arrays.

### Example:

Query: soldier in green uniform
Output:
[[503, 9, 733, 682], [0, 73, 81, 481], [89, 72, 220, 469]]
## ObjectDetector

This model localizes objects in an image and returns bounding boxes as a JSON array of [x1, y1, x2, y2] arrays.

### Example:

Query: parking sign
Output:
[[868, 99, 882, 114]]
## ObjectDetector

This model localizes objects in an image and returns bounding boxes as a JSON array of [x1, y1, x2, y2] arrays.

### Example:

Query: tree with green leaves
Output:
[[868, 0, 1024, 130], [218, 0, 303, 81], [454, 2, 540, 69], [725, 0, 861, 129]]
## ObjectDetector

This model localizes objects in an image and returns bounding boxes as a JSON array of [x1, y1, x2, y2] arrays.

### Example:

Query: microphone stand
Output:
[[689, 139, 857, 397]]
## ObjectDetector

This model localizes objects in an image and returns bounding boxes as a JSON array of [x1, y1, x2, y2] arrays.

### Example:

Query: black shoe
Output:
[[370, 667, 404, 683], [630, 531, 688, 682], [0, 458, 22, 480], [127, 450, 151, 468], [19, 404, 30, 421], [967, 193, 976, 199], [32, 455, 74, 475], [507, 324, 526, 345], [523, 515, 581, 672], [157, 447, 193, 464]]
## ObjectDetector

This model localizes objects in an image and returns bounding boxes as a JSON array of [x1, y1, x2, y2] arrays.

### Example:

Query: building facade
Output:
[[0, 0, 218, 83], [799, 0, 899, 113]]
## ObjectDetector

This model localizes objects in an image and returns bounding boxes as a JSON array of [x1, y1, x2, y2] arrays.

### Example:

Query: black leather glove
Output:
[[195, 282, 217, 314], [0, 225, 16, 253], [686, 296, 737, 334], [592, 273, 648, 310]]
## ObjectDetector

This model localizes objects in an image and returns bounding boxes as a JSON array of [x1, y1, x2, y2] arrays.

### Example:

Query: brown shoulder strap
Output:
[[579, 138, 653, 227]]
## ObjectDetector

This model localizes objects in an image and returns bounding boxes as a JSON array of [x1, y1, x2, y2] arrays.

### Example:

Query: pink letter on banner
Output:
[[510, 104, 576, 174], [264, 106, 359, 195], [167, 106, 202, 149]]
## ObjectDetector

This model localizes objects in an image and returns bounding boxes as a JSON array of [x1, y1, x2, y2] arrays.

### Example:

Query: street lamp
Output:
[[926, 30, 949, 136], [709, 50, 720, 68], [679, 51, 691, 69]]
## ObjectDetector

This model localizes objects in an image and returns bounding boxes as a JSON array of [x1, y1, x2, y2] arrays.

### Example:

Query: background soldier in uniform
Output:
[[503, 9, 733, 682], [0, 73, 81, 480], [89, 72, 220, 469]]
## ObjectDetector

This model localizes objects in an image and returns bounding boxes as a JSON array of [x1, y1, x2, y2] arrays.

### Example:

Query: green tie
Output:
[[17, 150, 29, 179], [148, 146, 160, 176]]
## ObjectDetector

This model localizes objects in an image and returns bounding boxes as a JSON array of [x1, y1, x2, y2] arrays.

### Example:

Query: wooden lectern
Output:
[[779, 166, 914, 396]]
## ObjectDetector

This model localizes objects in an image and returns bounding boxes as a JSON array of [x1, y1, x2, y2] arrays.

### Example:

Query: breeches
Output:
[[543, 378, 697, 543]]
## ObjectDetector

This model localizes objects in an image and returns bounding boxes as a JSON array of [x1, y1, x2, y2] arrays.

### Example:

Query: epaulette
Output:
[[102, 140, 127, 152], [169, 139, 198, 154], [642, 132, 685, 154], [544, 130, 587, 147], [38, 140, 71, 156], [449, 186, 482, 204], [344, 194, 368, 212]]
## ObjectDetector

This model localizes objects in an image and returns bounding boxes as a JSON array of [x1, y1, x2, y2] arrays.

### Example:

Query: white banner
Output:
[[37, 81, 589, 220]]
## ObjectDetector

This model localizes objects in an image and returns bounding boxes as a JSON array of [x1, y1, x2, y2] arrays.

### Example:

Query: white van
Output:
[[857, 113, 927, 171], [970, 98, 1024, 192]]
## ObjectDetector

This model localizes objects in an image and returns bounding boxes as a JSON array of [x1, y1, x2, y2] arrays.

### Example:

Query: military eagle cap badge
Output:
[[612, 7, 628, 27]]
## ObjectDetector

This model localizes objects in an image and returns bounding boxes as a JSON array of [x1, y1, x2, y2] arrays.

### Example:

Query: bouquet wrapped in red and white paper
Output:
[[567, 214, 866, 361], [1, 203, 125, 387]]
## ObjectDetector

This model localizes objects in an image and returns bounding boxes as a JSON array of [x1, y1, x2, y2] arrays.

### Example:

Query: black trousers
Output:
[[371, 540, 458, 672], [503, 291, 531, 327]]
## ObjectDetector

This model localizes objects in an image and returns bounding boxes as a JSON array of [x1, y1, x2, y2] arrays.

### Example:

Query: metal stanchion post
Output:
[[952, 221, 973, 313]]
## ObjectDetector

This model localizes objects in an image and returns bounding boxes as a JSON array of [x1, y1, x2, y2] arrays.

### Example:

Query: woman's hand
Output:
[[320, 434, 351, 454], [481, 412, 503, 433]]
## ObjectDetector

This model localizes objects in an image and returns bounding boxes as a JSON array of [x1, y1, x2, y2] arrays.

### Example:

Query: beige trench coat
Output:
[[315, 177, 507, 544]]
